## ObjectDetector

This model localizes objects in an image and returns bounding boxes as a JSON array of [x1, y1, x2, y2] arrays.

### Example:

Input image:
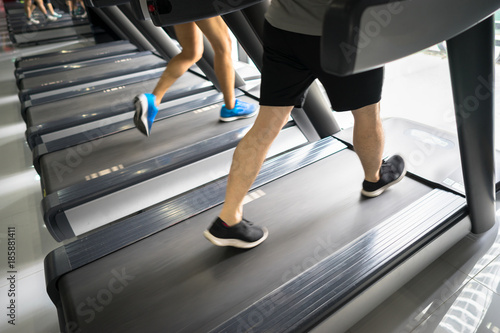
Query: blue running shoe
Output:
[[220, 99, 258, 122], [134, 93, 159, 136]]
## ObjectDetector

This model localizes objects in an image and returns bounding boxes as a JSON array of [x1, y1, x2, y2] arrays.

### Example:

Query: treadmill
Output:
[[21, 2, 259, 153], [44, 0, 498, 332], [25, 68, 212, 149], [32, 1, 331, 242], [7, 12, 89, 34], [22, 15, 248, 150], [3, 1, 26, 15], [17, 50, 166, 97], [14, 40, 139, 73], [17, 5, 164, 110], [8, 10, 94, 47]]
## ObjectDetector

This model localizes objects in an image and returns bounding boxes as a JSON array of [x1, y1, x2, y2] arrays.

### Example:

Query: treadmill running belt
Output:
[[26, 72, 211, 144], [15, 41, 138, 72], [19, 54, 166, 94], [56, 149, 433, 332], [39, 94, 255, 194], [12, 25, 94, 46], [9, 17, 89, 33]]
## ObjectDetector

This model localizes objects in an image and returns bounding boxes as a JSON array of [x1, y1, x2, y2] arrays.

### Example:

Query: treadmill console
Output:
[[84, 0, 130, 7], [134, 0, 263, 26]]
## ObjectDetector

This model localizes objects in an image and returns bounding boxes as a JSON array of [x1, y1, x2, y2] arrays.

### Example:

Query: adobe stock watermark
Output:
[[50, 123, 107, 183], [234, 232, 339, 332], [443, 74, 494, 128], [404, 127, 454, 169], [404, 73, 493, 170], [64, 267, 135, 333], [340, 0, 407, 64], [400, 273, 479, 332]]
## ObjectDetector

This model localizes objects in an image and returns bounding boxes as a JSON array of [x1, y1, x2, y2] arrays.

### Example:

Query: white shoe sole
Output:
[[219, 109, 258, 122], [133, 95, 150, 136], [361, 166, 407, 198], [203, 227, 269, 249]]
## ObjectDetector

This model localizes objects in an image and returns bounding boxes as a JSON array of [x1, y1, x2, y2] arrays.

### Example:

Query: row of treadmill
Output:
[[3, 0, 94, 46], [9, 0, 500, 332]]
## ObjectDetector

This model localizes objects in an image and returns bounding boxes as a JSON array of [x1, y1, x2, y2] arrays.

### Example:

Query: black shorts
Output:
[[260, 20, 384, 111]]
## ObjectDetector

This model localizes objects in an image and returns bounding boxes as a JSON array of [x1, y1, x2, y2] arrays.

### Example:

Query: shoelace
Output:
[[242, 218, 253, 225], [239, 218, 255, 230], [380, 160, 399, 180]]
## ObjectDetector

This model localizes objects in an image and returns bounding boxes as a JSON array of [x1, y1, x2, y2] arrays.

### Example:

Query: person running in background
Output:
[[43, 0, 62, 18], [66, 0, 87, 18], [25, 0, 57, 24], [134, 16, 257, 136]]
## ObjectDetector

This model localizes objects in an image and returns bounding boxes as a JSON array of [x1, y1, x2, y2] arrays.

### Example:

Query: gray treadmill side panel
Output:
[[321, 0, 500, 76]]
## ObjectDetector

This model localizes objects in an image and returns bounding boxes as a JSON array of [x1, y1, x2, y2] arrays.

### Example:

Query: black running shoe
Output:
[[361, 155, 407, 197], [203, 217, 268, 249]]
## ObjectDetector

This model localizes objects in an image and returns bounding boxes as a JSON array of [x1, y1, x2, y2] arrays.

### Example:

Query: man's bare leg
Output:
[[352, 102, 406, 197], [33, 0, 51, 16], [219, 105, 293, 225], [351, 102, 384, 182]]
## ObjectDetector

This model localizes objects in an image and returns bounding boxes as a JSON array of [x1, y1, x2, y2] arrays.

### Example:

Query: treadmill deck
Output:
[[57, 148, 436, 332]]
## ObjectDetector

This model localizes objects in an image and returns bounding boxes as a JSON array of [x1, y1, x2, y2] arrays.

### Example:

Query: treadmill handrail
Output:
[[321, 0, 500, 75]]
